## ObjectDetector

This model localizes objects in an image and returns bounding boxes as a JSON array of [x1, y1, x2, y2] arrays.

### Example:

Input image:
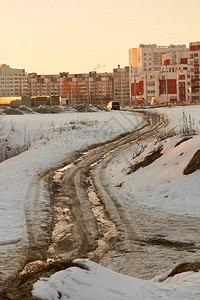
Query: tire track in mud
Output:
[[0, 110, 170, 298], [47, 111, 169, 263]]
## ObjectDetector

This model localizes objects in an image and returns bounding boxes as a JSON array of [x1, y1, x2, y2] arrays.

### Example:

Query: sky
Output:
[[0, 0, 200, 75]]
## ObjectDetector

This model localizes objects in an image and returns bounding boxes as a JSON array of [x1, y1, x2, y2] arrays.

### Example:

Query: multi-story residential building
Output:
[[88, 72, 113, 106], [0, 64, 28, 97], [129, 42, 200, 105], [113, 65, 130, 106], [188, 42, 200, 102], [60, 73, 89, 104], [129, 43, 187, 75], [131, 65, 190, 105], [60, 72, 113, 105], [28, 73, 61, 97], [0, 66, 113, 106]]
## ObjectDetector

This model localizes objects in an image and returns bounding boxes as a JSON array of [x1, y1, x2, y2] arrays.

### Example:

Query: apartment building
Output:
[[188, 42, 200, 102], [0, 66, 114, 106], [131, 65, 190, 105], [129, 42, 200, 105], [88, 72, 113, 106], [28, 73, 60, 97], [0, 64, 28, 97], [60, 72, 113, 105], [60, 73, 88, 104], [129, 44, 187, 76], [113, 65, 130, 106]]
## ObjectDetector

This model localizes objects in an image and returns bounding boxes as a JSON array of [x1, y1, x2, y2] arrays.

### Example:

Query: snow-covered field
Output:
[[0, 109, 141, 277], [109, 132, 200, 216], [1, 105, 200, 299]]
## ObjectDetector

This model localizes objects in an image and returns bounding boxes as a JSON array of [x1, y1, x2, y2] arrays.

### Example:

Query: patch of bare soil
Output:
[[0, 260, 88, 300], [144, 237, 195, 250], [174, 136, 193, 148], [168, 261, 200, 277], [2, 108, 24, 115], [18, 106, 34, 114], [128, 147, 163, 174], [34, 105, 64, 114], [184, 149, 200, 175], [72, 103, 97, 112]]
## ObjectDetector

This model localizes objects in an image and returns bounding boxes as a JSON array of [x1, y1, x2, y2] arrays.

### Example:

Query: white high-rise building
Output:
[[129, 44, 187, 76], [0, 64, 28, 97], [128, 43, 196, 105]]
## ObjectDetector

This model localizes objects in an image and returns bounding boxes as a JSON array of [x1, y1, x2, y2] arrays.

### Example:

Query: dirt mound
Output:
[[168, 261, 200, 277], [0, 104, 107, 115], [34, 105, 65, 114], [128, 147, 163, 174], [184, 149, 200, 175], [93, 105, 109, 111], [174, 136, 193, 147], [72, 104, 96, 112], [1, 107, 24, 115], [0, 106, 35, 115], [72, 104, 107, 112], [18, 106, 34, 114], [0, 259, 87, 300]]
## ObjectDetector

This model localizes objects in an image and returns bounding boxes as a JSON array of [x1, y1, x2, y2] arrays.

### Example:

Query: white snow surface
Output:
[[32, 259, 200, 300], [1, 105, 200, 298], [109, 133, 200, 215], [0, 110, 141, 274]]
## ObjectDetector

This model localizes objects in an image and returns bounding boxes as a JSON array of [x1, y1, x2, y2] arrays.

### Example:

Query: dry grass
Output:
[[128, 147, 163, 174]]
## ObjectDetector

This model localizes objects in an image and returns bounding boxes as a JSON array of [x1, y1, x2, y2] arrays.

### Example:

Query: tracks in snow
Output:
[[4, 109, 199, 298], [47, 110, 169, 264]]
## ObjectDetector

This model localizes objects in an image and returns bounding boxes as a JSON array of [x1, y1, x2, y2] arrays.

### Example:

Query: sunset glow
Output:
[[1, 0, 200, 74]]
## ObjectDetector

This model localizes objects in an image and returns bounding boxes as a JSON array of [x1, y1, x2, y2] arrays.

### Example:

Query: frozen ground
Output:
[[32, 106, 200, 300], [1, 105, 200, 299], [0, 109, 141, 278]]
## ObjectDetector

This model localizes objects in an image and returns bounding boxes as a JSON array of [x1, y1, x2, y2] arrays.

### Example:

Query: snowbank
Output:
[[32, 259, 200, 300]]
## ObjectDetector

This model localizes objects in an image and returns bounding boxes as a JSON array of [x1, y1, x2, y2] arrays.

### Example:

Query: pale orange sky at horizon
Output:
[[0, 0, 200, 75]]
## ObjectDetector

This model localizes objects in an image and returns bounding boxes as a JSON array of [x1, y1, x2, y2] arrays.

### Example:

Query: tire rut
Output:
[[0, 110, 171, 298]]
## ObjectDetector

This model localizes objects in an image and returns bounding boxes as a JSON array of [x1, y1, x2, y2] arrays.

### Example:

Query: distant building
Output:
[[113, 65, 130, 106], [60, 72, 113, 106], [0, 64, 28, 97], [129, 42, 200, 105], [88, 72, 113, 106], [129, 44, 187, 76], [27, 73, 60, 97], [0, 65, 114, 106]]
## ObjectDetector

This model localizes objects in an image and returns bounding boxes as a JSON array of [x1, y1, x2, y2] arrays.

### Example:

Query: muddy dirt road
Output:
[[2, 110, 200, 299]]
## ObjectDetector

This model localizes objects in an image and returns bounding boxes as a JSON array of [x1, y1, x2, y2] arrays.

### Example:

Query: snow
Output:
[[155, 105, 200, 133], [0, 110, 141, 277], [1, 105, 200, 298], [109, 134, 200, 215], [32, 259, 200, 300]]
